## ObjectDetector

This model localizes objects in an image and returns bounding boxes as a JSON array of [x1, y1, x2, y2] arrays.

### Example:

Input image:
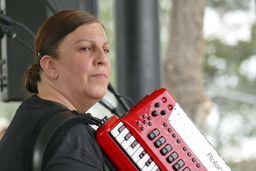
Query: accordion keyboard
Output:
[[110, 121, 160, 171], [96, 88, 231, 171]]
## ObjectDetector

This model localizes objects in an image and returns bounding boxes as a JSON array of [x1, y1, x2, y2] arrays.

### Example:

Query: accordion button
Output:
[[182, 167, 191, 171], [161, 110, 167, 115], [172, 159, 185, 171], [166, 152, 179, 163], [148, 129, 160, 140], [154, 102, 161, 108], [160, 144, 172, 156], [154, 136, 166, 148], [152, 111, 158, 116]]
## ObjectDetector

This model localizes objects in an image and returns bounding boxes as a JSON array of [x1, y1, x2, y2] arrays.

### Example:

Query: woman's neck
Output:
[[37, 81, 79, 111]]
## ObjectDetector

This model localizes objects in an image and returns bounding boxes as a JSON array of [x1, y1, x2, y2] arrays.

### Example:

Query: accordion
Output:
[[96, 88, 231, 171]]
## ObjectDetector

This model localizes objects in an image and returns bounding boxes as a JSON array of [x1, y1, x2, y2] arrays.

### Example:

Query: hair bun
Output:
[[23, 63, 41, 93]]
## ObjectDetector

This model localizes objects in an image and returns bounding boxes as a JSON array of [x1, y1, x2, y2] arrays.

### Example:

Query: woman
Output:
[[0, 10, 111, 171]]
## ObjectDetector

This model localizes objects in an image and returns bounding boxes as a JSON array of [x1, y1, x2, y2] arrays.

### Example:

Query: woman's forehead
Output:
[[62, 23, 108, 45]]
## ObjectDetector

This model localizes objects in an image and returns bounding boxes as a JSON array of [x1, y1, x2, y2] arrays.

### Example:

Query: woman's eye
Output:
[[104, 49, 110, 53], [81, 47, 90, 51]]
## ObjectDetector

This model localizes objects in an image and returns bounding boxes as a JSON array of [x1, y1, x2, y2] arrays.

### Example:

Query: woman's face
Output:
[[54, 23, 111, 109]]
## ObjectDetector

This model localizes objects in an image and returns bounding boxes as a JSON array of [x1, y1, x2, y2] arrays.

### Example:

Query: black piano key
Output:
[[131, 140, 138, 148], [145, 158, 153, 166], [124, 132, 132, 141], [118, 125, 126, 133], [139, 150, 146, 159]]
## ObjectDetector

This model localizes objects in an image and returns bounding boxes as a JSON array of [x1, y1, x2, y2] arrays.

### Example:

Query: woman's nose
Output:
[[94, 49, 109, 66]]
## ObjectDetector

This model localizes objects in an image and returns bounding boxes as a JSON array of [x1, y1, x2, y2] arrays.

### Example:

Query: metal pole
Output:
[[115, 0, 162, 104]]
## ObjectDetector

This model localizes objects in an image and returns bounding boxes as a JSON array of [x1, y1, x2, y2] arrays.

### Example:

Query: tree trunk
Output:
[[164, 0, 211, 130]]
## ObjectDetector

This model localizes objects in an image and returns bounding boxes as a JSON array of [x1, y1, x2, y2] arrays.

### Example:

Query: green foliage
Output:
[[207, 0, 252, 14], [204, 24, 255, 91], [204, 6, 255, 168], [228, 160, 256, 171]]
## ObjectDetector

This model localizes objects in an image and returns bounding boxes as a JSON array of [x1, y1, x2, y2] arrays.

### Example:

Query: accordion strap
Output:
[[25, 110, 103, 171]]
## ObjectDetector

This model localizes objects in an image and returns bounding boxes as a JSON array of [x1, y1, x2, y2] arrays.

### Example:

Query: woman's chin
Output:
[[90, 89, 107, 100]]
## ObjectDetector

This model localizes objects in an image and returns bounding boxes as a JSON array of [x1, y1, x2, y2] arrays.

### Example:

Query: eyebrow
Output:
[[75, 39, 110, 46]]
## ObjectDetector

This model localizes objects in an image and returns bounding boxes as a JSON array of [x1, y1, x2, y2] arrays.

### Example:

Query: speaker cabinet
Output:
[[0, 0, 99, 101], [0, 0, 46, 101]]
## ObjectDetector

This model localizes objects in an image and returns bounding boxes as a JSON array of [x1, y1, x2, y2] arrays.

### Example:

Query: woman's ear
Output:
[[40, 55, 58, 79]]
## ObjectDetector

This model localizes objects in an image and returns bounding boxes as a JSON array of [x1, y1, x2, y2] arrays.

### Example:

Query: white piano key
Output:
[[110, 122, 124, 137], [137, 154, 150, 169], [147, 161, 156, 171], [126, 142, 141, 156], [110, 121, 159, 171], [131, 146, 144, 163], [151, 165, 159, 171], [142, 160, 156, 171], [121, 135, 135, 150], [116, 128, 129, 143]]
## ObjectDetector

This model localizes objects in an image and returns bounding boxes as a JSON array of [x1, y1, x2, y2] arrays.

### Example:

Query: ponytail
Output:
[[24, 63, 41, 93]]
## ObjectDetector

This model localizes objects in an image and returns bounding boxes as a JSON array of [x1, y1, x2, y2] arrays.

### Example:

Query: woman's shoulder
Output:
[[61, 124, 98, 149], [20, 94, 66, 111], [45, 124, 105, 171]]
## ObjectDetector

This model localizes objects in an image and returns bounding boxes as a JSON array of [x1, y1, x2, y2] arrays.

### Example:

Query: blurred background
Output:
[[0, 0, 255, 170]]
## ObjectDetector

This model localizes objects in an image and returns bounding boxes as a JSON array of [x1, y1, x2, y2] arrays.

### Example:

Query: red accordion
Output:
[[96, 88, 231, 171]]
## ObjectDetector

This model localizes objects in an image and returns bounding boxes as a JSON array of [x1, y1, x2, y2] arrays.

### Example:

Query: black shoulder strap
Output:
[[25, 110, 102, 171], [24, 108, 69, 171]]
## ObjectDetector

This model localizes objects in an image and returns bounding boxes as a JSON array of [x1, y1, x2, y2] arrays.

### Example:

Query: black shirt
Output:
[[0, 94, 105, 171]]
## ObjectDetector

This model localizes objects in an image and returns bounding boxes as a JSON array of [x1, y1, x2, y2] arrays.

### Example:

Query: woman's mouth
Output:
[[92, 73, 107, 78]]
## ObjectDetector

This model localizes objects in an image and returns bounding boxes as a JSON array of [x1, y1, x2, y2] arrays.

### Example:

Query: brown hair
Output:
[[24, 10, 101, 93]]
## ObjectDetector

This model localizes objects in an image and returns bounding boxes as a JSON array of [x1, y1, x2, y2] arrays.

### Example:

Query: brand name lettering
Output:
[[207, 153, 223, 170]]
